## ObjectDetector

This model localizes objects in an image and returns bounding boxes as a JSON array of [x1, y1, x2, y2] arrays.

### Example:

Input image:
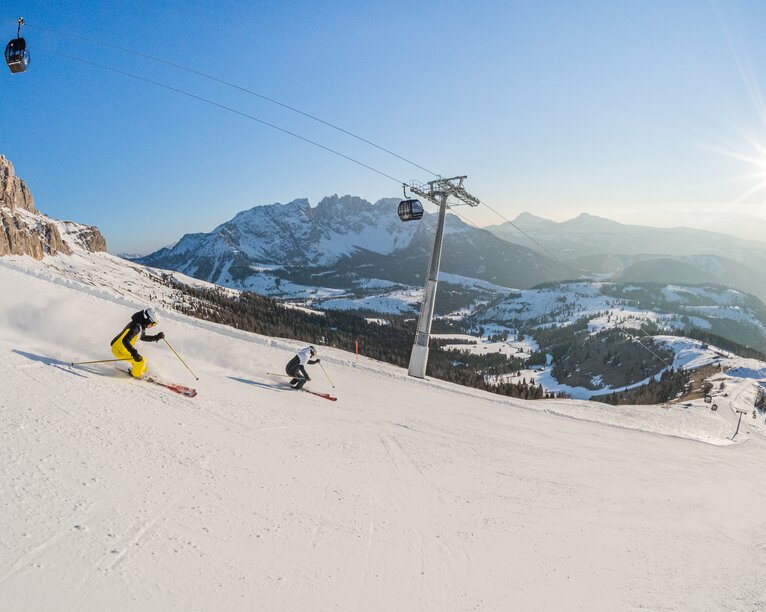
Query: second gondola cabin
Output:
[[398, 199, 424, 222]]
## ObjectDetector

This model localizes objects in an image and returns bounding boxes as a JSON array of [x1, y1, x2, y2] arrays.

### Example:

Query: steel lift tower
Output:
[[406, 176, 480, 378]]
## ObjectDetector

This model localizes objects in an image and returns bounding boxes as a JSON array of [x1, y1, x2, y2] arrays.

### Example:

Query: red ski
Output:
[[266, 373, 336, 401], [145, 375, 197, 398], [302, 388, 337, 401], [120, 368, 197, 398]]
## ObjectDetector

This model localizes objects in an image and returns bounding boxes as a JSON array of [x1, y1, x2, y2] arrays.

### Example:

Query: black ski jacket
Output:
[[111, 311, 163, 361]]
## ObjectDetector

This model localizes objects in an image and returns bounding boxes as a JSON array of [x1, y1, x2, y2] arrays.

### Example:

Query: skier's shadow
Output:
[[228, 376, 284, 391], [12, 350, 88, 378]]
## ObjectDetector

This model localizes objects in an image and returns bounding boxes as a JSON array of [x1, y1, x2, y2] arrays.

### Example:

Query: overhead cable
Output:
[[25, 21, 440, 177], [34, 47, 406, 185]]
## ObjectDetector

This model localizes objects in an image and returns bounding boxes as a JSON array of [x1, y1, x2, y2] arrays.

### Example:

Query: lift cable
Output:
[[24, 21, 440, 177], [474, 199, 569, 266], [618, 328, 674, 367], [630, 325, 677, 363], [442, 205, 562, 265], [34, 47, 406, 186], [22, 20, 567, 265]]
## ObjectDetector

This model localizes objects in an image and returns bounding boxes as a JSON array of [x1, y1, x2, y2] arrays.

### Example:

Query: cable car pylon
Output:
[[403, 176, 480, 378]]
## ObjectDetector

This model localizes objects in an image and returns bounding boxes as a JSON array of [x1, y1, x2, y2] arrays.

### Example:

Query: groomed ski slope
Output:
[[2, 260, 766, 611]]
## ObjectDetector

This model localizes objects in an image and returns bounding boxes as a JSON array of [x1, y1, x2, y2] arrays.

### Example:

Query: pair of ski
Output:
[[140, 374, 197, 398], [68, 361, 198, 398], [266, 372, 337, 401], [119, 368, 197, 398], [296, 387, 337, 401]]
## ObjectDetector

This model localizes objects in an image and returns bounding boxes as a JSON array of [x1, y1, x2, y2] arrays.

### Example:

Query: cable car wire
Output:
[[34, 46, 406, 186], [475, 199, 569, 266], [21, 20, 567, 266], [24, 21, 440, 178], [618, 328, 673, 367]]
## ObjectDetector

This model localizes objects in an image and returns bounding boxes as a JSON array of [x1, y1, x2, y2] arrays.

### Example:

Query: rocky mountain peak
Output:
[[0, 154, 36, 214], [0, 154, 107, 259]]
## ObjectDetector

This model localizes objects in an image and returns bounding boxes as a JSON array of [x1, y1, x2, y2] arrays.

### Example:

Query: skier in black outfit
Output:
[[110, 307, 165, 378], [285, 345, 320, 390]]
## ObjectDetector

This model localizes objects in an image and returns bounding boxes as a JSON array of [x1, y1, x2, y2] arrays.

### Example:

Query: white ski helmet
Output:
[[144, 307, 160, 325], [309, 345, 317, 356]]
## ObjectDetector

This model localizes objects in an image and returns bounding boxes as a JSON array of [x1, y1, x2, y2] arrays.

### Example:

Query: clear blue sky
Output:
[[2, 0, 766, 253]]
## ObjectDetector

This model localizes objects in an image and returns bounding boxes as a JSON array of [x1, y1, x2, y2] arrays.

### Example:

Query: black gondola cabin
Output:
[[6, 18, 29, 74], [398, 199, 423, 222], [5, 37, 29, 73]]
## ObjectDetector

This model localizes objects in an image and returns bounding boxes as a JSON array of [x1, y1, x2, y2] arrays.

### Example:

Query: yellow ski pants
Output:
[[111, 330, 147, 378]]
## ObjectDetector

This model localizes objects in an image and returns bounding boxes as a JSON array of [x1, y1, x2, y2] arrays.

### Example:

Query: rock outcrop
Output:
[[0, 155, 107, 258], [61, 221, 108, 253], [0, 208, 71, 257], [1, 154, 35, 213]]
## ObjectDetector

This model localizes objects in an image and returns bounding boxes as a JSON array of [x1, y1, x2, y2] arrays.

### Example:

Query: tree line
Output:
[[161, 275, 560, 400]]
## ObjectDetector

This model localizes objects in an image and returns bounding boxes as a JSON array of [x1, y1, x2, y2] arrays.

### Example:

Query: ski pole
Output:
[[267, 372, 293, 377], [319, 362, 335, 388], [71, 358, 133, 366], [163, 338, 199, 381]]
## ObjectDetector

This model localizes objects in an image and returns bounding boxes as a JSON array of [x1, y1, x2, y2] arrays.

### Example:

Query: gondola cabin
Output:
[[5, 36, 28, 74], [397, 198, 424, 222]]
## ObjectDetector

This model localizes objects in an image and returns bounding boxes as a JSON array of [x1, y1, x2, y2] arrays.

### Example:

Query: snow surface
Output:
[[321, 288, 422, 315], [2, 253, 766, 611], [432, 333, 537, 360], [662, 285, 746, 306]]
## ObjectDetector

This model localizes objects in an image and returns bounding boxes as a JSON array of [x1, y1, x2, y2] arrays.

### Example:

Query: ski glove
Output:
[[156, 332, 165, 340], [134, 354, 144, 362]]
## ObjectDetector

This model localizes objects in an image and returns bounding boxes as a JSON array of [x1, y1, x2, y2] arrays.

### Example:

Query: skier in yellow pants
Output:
[[111, 308, 164, 378]]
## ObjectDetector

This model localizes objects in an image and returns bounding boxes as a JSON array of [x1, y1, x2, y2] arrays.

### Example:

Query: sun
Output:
[[709, 135, 766, 202]]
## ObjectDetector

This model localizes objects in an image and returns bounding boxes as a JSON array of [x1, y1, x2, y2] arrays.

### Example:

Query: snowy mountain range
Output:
[[138, 195, 576, 296], [489, 212, 766, 301], [139, 197, 766, 320]]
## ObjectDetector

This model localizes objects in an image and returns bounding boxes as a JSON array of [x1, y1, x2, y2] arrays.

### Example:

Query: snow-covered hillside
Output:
[[2, 251, 766, 610], [476, 281, 766, 352]]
